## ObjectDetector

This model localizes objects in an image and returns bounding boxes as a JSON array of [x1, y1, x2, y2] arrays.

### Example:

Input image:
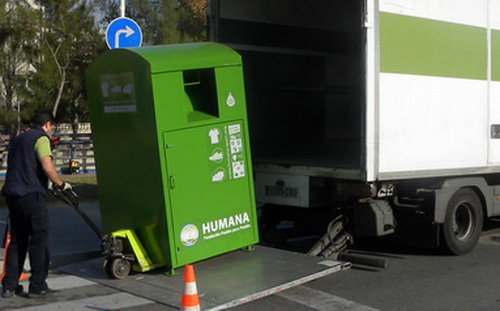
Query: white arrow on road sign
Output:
[[106, 17, 142, 49], [115, 26, 135, 49]]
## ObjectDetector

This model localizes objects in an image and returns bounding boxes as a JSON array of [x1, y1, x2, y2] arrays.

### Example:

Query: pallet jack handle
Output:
[[51, 188, 147, 279], [51, 187, 104, 239], [51, 187, 124, 257]]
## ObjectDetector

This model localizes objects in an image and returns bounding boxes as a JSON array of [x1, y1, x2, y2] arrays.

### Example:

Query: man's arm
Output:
[[40, 156, 64, 186], [35, 136, 64, 187]]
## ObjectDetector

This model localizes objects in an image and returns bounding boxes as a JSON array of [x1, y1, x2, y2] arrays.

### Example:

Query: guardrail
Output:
[[0, 139, 95, 176]]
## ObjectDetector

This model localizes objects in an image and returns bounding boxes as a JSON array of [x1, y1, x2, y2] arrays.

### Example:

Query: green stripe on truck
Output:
[[380, 12, 487, 80], [493, 29, 500, 82]]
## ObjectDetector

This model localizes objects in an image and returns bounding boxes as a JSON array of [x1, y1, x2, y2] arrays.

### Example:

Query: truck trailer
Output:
[[208, 0, 500, 255]]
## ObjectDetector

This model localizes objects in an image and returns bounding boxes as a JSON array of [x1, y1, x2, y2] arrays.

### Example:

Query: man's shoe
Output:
[[28, 288, 57, 299], [2, 285, 24, 298]]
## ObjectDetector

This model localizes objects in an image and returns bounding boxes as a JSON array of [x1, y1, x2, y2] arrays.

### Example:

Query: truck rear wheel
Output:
[[441, 188, 483, 255]]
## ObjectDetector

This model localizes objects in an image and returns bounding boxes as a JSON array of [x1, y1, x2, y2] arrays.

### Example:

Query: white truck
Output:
[[208, 0, 500, 255]]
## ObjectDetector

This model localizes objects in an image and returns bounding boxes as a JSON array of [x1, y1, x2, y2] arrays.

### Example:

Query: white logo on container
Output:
[[180, 224, 199, 247], [226, 92, 236, 107]]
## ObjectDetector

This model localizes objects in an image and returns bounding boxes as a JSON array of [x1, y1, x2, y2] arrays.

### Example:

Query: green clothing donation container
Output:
[[85, 43, 259, 272]]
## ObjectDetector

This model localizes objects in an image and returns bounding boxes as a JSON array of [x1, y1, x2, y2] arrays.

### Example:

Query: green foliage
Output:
[[0, 0, 105, 127], [94, 0, 207, 45], [0, 0, 42, 126], [0, 0, 207, 129], [28, 0, 105, 122], [177, 0, 207, 42], [160, 0, 208, 43]]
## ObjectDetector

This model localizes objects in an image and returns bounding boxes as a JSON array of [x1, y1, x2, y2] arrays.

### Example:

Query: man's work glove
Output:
[[48, 181, 72, 191], [60, 182, 72, 191], [49, 181, 78, 207], [48, 180, 54, 191]]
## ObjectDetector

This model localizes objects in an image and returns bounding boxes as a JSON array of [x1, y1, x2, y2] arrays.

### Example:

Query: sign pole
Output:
[[106, 0, 142, 50], [120, 0, 126, 18]]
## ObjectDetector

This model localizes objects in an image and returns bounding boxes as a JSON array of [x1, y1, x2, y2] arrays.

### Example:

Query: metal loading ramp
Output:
[[59, 245, 349, 310]]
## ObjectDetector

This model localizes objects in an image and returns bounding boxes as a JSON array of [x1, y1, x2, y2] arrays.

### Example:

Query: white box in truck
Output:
[[376, 0, 500, 181]]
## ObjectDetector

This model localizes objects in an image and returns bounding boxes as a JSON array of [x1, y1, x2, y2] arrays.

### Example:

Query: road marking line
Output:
[[10, 292, 153, 311], [277, 285, 379, 311]]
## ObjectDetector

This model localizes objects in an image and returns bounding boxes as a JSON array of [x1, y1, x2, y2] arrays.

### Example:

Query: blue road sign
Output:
[[106, 17, 143, 49]]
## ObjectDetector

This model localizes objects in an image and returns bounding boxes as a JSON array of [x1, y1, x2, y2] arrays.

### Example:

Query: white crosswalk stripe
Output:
[[277, 285, 379, 311], [46, 275, 96, 290], [7, 292, 154, 311], [0, 274, 161, 311]]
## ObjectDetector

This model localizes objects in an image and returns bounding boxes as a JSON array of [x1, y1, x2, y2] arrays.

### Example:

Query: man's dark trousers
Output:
[[2, 192, 49, 293]]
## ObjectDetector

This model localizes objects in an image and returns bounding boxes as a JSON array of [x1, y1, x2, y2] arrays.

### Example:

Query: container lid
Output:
[[127, 42, 241, 73]]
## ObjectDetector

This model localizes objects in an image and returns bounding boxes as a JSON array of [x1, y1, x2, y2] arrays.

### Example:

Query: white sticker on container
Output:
[[226, 92, 236, 107], [209, 128, 221, 144], [99, 72, 137, 113], [212, 168, 225, 182], [209, 148, 224, 163], [228, 124, 241, 135], [232, 161, 245, 179], [230, 137, 243, 154], [180, 224, 199, 247]]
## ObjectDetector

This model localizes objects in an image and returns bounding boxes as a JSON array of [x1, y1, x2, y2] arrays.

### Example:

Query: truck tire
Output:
[[441, 188, 483, 255]]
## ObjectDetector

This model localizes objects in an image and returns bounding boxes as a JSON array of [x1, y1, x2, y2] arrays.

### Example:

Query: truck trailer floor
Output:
[[59, 245, 349, 310]]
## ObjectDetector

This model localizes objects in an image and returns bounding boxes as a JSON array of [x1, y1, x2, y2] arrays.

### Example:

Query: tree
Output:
[[0, 0, 105, 130], [160, 0, 208, 43], [94, 0, 163, 45], [0, 0, 208, 131], [0, 0, 41, 129], [94, 0, 207, 45], [26, 0, 105, 127], [177, 0, 207, 42]]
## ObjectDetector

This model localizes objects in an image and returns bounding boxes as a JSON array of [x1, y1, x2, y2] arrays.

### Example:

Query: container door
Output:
[[163, 121, 258, 267]]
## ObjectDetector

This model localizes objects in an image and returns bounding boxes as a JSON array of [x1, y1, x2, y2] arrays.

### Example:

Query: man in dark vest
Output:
[[1, 111, 72, 298]]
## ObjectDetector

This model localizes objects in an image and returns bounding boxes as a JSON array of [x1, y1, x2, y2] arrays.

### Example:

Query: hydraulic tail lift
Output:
[[55, 187, 351, 309]]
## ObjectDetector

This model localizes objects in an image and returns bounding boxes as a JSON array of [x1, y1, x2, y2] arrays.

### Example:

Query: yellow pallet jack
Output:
[[52, 187, 160, 279]]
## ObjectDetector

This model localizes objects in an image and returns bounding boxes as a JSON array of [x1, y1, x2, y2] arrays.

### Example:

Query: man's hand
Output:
[[48, 180, 54, 191], [50, 182, 78, 207], [48, 181, 72, 191], [53, 182, 72, 191], [61, 182, 72, 191]]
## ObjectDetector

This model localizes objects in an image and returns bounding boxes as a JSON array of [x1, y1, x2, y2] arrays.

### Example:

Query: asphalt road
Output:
[[230, 221, 500, 311], [1, 202, 500, 310]]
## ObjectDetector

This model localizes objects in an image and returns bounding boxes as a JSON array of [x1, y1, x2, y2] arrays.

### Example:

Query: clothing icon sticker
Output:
[[226, 92, 236, 107], [232, 161, 245, 179], [99, 72, 137, 113], [228, 124, 241, 135], [209, 148, 224, 163], [212, 168, 225, 182], [230, 137, 243, 154], [209, 128, 221, 144]]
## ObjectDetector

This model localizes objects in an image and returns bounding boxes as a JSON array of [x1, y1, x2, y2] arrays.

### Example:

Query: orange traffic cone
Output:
[[181, 264, 200, 311], [0, 231, 29, 281]]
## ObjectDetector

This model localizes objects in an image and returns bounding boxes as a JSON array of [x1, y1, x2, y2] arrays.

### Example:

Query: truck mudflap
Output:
[[59, 245, 350, 310]]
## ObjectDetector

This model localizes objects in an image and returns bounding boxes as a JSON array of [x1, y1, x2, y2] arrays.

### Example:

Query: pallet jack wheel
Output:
[[106, 257, 131, 279]]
